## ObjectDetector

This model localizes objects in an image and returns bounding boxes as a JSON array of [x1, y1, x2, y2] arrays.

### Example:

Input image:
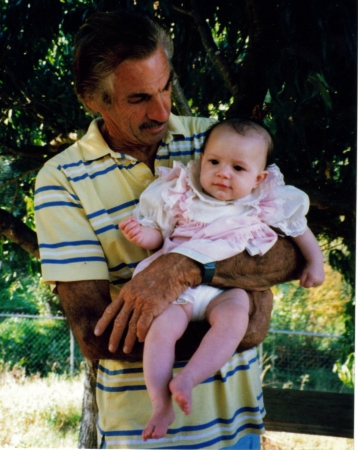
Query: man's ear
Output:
[[84, 97, 100, 114], [254, 170, 269, 188]]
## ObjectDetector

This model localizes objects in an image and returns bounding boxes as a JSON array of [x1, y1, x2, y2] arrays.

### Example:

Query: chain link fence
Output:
[[0, 314, 349, 393], [0, 314, 84, 376], [259, 330, 347, 392]]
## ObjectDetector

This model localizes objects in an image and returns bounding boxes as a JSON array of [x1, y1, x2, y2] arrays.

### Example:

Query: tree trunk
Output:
[[229, 0, 281, 116], [172, 70, 193, 116], [78, 360, 99, 449]]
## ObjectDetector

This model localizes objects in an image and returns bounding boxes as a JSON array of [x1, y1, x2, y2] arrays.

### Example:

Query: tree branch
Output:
[[187, 0, 239, 97], [171, 70, 193, 116], [172, 4, 192, 16], [0, 131, 78, 159], [0, 208, 39, 259], [229, 0, 280, 116]]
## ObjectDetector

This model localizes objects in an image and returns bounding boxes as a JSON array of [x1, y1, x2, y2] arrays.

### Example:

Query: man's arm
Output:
[[212, 235, 305, 290], [94, 236, 305, 355], [57, 279, 275, 362], [56, 280, 137, 361]]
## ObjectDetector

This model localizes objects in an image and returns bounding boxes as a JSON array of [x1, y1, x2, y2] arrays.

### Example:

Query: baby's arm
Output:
[[119, 217, 164, 250], [292, 228, 325, 288]]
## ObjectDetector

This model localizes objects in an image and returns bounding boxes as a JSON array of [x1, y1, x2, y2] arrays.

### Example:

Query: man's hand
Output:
[[58, 236, 305, 361], [94, 236, 305, 355], [94, 253, 202, 354]]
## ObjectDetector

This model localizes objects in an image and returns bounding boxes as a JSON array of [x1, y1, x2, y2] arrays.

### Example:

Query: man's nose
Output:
[[147, 94, 170, 123]]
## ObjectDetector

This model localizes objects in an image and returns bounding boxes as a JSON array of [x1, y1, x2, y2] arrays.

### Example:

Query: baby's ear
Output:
[[254, 170, 269, 188]]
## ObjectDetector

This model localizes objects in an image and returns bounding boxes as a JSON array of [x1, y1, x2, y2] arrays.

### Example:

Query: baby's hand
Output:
[[300, 261, 325, 288], [119, 217, 144, 245]]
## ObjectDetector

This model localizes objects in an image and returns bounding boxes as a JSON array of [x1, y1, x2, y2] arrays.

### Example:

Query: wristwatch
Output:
[[200, 261, 216, 285]]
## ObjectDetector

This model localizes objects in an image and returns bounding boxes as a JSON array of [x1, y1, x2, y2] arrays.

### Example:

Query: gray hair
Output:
[[73, 10, 173, 107]]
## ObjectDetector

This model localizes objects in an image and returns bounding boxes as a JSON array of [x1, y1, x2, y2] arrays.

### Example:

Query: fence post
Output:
[[70, 330, 75, 376]]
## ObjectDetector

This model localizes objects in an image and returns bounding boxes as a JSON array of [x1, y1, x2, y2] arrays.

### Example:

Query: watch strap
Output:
[[201, 261, 216, 285]]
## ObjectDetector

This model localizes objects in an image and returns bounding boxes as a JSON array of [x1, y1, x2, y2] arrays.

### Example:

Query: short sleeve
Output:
[[265, 185, 310, 237], [35, 163, 109, 286], [132, 177, 174, 238], [133, 163, 190, 239]]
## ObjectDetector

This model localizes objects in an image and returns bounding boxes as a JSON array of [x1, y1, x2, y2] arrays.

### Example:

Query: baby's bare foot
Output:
[[142, 405, 175, 441], [169, 375, 193, 415]]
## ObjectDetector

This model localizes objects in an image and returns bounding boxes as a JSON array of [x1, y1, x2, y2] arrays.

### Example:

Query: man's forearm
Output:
[[212, 236, 305, 291], [56, 280, 144, 361], [57, 237, 304, 362]]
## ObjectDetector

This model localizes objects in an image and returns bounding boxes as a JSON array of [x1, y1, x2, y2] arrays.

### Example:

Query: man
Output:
[[35, 10, 303, 449]]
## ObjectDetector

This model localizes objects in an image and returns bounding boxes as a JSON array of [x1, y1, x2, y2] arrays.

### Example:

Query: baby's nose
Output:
[[217, 166, 230, 177]]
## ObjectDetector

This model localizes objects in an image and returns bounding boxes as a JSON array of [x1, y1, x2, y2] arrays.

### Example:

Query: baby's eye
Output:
[[234, 165, 244, 171], [209, 159, 219, 165]]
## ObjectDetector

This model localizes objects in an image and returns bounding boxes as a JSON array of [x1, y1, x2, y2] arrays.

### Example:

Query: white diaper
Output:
[[172, 285, 223, 321]]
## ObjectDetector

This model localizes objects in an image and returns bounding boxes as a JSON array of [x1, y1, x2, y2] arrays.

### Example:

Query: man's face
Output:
[[88, 46, 172, 150]]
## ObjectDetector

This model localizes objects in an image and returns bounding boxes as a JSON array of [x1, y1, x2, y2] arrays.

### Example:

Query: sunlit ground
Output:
[[262, 431, 354, 450], [0, 369, 353, 449], [0, 369, 83, 448]]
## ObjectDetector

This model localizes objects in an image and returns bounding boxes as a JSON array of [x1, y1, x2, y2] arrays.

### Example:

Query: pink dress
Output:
[[132, 160, 309, 319]]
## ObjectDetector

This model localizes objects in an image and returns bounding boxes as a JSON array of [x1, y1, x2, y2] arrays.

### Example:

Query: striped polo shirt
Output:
[[34, 114, 265, 448]]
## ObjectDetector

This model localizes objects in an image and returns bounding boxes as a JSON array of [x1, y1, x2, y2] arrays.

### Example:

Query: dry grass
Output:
[[0, 367, 83, 448], [262, 431, 354, 450], [0, 368, 354, 449]]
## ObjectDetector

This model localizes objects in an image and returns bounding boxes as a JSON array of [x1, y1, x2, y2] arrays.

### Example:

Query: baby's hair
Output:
[[202, 118, 274, 168]]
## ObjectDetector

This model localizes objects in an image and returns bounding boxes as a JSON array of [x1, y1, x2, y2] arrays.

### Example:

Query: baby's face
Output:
[[200, 126, 268, 201]]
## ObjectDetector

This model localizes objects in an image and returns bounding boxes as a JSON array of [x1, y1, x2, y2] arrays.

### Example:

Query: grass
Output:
[[0, 367, 353, 449], [0, 367, 83, 448], [262, 432, 354, 450]]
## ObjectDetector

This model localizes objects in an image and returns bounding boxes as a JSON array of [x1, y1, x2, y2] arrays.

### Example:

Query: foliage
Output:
[[333, 353, 355, 389], [270, 262, 354, 388], [0, 239, 61, 315], [262, 334, 351, 393], [271, 264, 351, 335], [262, 263, 354, 392], [0, 0, 355, 380], [0, 317, 83, 376]]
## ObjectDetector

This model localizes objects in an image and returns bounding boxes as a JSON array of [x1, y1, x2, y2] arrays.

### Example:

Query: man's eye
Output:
[[234, 165, 244, 171], [128, 95, 148, 104]]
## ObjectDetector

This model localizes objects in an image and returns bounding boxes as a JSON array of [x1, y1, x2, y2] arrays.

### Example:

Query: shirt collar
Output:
[[80, 114, 186, 162], [164, 113, 186, 143]]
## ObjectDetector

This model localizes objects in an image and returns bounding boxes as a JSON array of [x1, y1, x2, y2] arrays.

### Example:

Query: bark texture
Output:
[[78, 360, 99, 449]]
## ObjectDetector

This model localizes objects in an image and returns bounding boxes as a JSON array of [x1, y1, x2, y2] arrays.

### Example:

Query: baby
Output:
[[118, 118, 325, 440]]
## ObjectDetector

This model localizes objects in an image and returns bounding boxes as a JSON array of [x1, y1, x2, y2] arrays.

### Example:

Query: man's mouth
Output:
[[139, 121, 166, 131]]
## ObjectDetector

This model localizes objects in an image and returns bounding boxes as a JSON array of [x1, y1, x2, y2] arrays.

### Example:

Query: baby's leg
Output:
[[170, 289, 249, 415], [143, 302, 192, 441]]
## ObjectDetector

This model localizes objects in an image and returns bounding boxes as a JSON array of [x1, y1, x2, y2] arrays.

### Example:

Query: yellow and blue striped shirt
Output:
[[35, 114, 265, 448]]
